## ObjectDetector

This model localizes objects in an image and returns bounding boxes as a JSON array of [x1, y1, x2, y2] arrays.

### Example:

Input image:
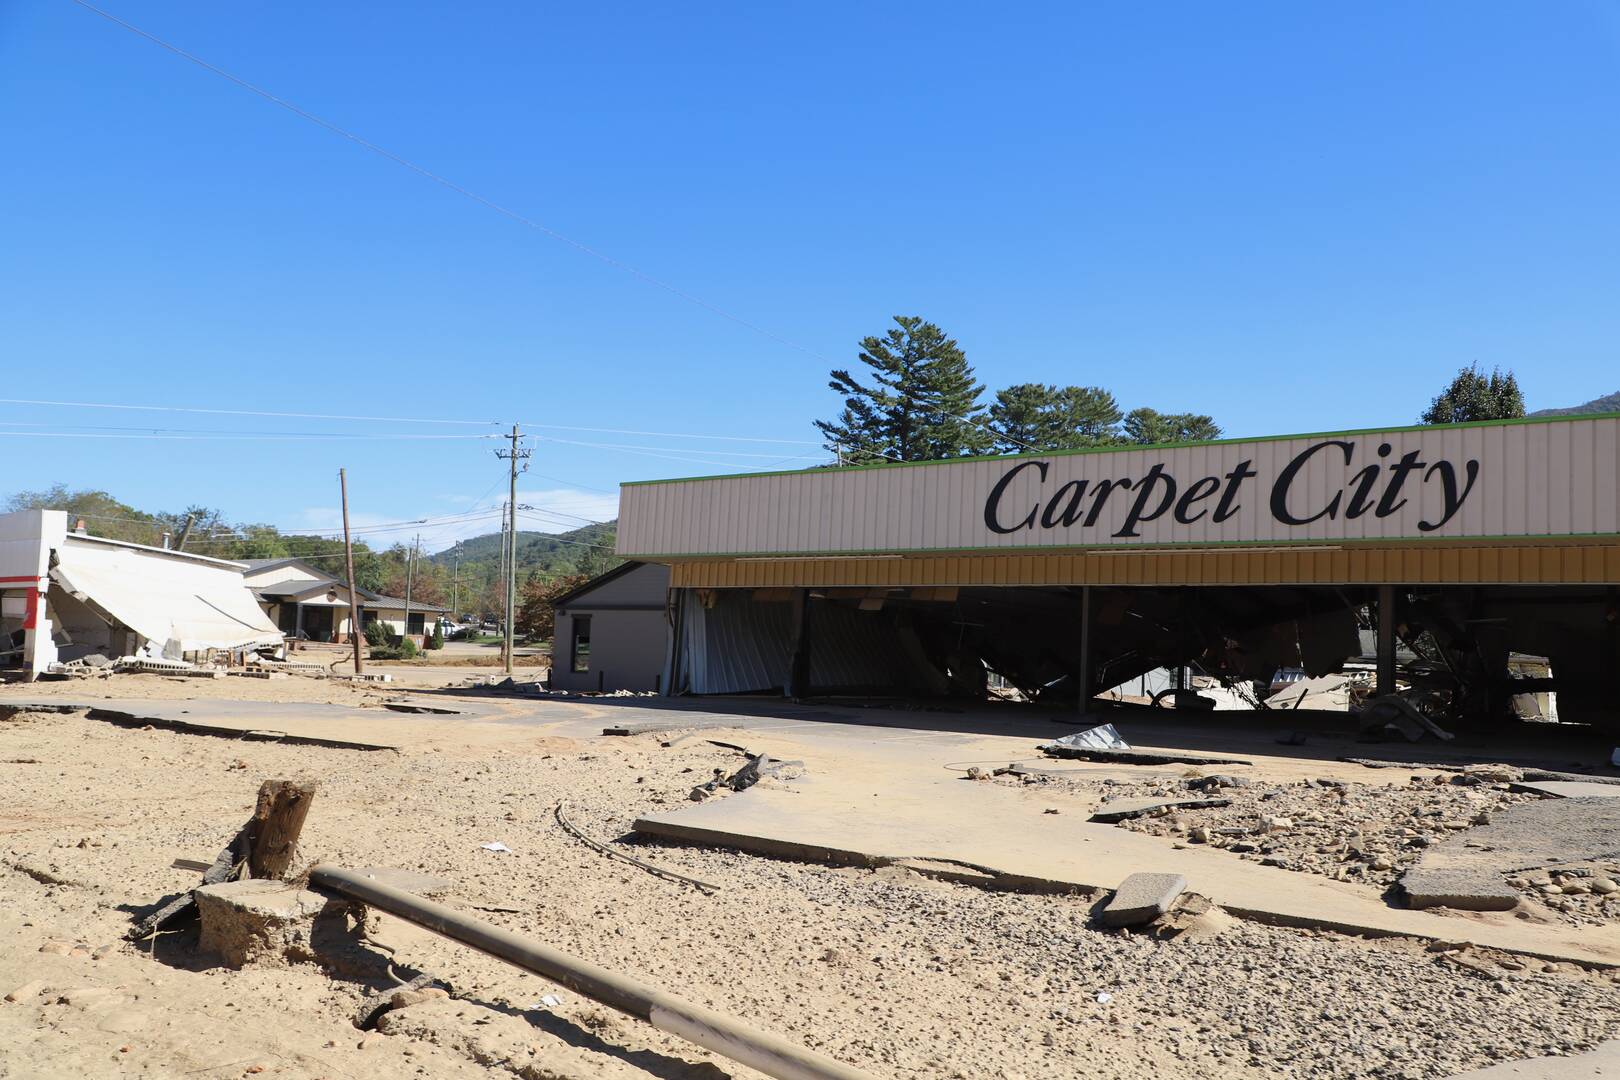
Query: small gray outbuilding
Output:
[[549, 561, 670, 693]]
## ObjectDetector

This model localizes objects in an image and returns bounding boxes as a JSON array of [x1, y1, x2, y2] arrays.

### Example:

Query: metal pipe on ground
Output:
[[308, 864, 881, 1080]]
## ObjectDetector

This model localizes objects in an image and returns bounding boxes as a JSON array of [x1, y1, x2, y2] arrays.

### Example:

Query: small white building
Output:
[[1, 510, 283, 680], [237, 558, 448, 646]]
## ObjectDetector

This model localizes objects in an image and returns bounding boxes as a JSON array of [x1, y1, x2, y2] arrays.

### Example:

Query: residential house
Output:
[[237, 558, 448, 647]]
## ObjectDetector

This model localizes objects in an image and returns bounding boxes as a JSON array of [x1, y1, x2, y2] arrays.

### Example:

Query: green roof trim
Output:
[[619, 410, 1620, 488]]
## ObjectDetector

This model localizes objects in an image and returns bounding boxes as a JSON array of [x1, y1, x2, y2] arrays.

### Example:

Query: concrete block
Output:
[[1102, 872, 1187, 927], [1400, 868, 1520, 912], [195, 879, 352, 968]]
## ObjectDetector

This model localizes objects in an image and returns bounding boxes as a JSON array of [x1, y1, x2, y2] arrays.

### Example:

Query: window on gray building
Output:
[[571, 615, 591, 673]]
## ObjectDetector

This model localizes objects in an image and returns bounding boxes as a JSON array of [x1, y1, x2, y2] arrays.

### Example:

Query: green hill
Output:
[[428, 521, 620, 579], [1529, 391, 1620, 417]]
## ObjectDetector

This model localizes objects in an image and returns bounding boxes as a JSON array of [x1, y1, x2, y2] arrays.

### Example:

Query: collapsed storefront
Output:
[[1, 510, 284, 679], [618, 414, 1620, 732]]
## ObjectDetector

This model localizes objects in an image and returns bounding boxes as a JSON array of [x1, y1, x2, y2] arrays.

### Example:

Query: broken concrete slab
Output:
[[1508, 780, 1620, 800], [1441, 1040, 1620, 1079], [1102, 873, 1187, 927], [602, 719, 735, 736], [1420, 797, 1620, 874], [1040, 744, 1253, 767], [1089, 797, 1231, 824], [634, 782, 1620, 966], [195, 879, 353, 968], [1399, 868, 1520, 912]]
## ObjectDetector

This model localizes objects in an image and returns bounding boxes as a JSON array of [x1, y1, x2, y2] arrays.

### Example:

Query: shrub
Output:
[[400, 635, 418, 659], [363, 621, 390, 647], [428, 623, 444, 650]]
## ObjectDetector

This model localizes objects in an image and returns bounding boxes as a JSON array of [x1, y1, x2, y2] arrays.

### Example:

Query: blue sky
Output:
[[2, 2, 1617, 552]]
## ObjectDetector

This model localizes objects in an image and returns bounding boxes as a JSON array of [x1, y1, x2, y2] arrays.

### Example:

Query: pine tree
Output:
[[1420, 365, 1525, 424], [987, 383, 1123, 453], [815, 316, 992, 463], [1122, 408, 1222, 445]]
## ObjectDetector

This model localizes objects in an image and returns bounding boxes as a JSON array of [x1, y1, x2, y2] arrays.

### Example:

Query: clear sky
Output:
[[3, 2, 1617, 552]]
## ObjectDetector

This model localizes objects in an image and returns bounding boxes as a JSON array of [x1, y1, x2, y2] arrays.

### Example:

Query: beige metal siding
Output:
[[619, 418, 1620, 559]]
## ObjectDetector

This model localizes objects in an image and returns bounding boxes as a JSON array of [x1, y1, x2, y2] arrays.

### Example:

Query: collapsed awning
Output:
[[51, 537, 283, 654]]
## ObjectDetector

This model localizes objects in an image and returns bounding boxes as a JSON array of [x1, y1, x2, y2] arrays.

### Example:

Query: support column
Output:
[[22, 584, 56, 680], [1377, 583, 1398, 698], [1077, 585, 1093, 713], [786, 588, 812, 700]]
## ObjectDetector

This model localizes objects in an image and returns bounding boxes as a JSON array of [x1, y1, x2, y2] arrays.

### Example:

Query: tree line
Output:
[[813, 316, 1222, 464], [813, 317, 1532, 465]]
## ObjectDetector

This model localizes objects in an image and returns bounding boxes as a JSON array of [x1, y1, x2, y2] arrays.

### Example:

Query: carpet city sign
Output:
[[614, 416, 1616, 557], [983, 438, 1479, 540]]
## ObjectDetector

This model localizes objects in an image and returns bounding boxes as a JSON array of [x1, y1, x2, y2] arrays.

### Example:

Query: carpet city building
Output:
[[612, 413, 1620, 731]]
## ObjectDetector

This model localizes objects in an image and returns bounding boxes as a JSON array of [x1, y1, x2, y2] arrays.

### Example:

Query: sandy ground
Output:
[[2, 677, 1619, 1080]]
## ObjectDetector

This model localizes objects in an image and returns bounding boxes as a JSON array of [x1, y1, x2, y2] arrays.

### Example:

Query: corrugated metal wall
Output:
[[668, 541, 1620, 589], [620, 417, 1620, 559], [678, 591, 948, 694]]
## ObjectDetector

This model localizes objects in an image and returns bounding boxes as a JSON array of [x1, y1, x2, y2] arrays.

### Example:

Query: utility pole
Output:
[[451, 543, 460, 621], [403, 533, 419, 646], [495, 425, 530, 675], [495, 508, 507, 636], [174, 513, 197, 551], [340, 469, 364, 675]]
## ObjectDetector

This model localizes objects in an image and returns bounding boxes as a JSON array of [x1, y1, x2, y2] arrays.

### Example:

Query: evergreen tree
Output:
[[1420, 365, 1525, 424], [1122, 408, 1222, 445], [987, 383, 1123, 453], [815, 316, 992, 463]]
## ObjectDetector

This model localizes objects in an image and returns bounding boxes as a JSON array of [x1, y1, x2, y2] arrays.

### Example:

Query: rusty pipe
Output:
[[309, 864, 881, 1080]]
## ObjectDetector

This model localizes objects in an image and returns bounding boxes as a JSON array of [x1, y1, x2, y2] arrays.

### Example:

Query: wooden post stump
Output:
[[247, 779, 318, 881]]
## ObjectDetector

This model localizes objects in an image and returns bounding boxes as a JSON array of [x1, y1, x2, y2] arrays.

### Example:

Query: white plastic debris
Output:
[[539, 994, 562, 1008], [1042, 724, 1131, 753], [1095, 991, 1113, 1005], [479, 841, 512, 853]]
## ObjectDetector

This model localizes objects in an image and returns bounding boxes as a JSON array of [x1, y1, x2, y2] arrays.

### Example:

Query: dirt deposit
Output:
[[2, 685, 1619, 1080]]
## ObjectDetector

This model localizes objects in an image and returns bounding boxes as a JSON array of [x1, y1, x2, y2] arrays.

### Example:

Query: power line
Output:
[[67, 2, 1042, 457], [515, 421, 819, 446], [0, 396, 498, 427], [0, 429, 497, 442], [532, 435, 821, 461]]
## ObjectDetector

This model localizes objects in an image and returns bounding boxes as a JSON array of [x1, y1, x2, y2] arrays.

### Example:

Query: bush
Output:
[[400, 635, 418, 659], [428, 623, 444, 650], [363, 621, 390, 647]]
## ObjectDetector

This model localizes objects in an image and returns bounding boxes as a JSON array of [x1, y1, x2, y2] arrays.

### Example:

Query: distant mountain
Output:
[[1529, 391, 1620, 417], [427, 521, 619, 578]]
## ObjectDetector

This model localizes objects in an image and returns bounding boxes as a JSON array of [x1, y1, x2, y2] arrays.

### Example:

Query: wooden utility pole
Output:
[[496, 512, 507, 635], [246, 779, 318, 880], [404, 533, 419, 646], [340, 468, 364, 675], [451, 544, 460, 621], [495, 425, 530, 675]]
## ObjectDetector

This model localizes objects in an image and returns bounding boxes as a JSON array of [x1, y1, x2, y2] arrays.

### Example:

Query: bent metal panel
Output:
[[616, 417, 1620, 557]]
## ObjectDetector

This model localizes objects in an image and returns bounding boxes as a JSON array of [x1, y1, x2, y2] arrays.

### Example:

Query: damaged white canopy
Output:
[[51, 535, 283, 655]]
